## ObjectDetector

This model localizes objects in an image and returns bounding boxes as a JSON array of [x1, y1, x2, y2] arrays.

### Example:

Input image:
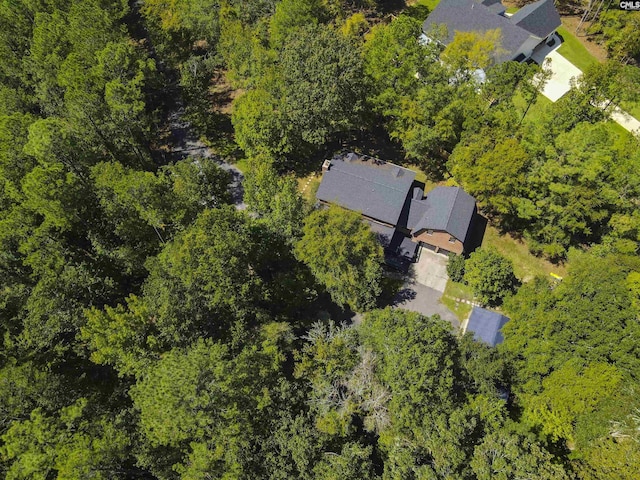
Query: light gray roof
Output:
[[412, 186, 476, 243], [510, 0, 561, 39], [467, 307, 509, 346], [316, 153, 416, 226], [422, 0, 560, 62]]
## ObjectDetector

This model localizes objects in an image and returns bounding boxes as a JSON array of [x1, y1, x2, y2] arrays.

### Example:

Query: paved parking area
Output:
[[392, 280, 460, 330], [410, 248, 449, 292], [386, 247, 460, 330], [532, 50, 582, 102]]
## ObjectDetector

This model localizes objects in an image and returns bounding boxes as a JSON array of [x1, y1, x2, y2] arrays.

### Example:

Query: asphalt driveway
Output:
[[392, 280, 460, 330]]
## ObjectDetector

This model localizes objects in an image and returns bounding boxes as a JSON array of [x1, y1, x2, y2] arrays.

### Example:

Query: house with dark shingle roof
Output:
[[464, 307, 510, 347], [316, 153, 480, 264], [422, 0, 561, 64], [316, 152, 416, 227], [410, 186, 477, 255]]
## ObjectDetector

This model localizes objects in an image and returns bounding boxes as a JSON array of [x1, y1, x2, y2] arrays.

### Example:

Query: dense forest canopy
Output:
[[0, 0, 639, 479]]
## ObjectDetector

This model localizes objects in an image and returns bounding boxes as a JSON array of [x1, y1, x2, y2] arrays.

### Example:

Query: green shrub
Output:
[[464, 248, 519, 306], [447, 254, 466, 283]]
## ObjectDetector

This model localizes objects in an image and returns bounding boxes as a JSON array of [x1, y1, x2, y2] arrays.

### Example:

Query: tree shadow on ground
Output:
[[403, 3, 431, 20], [377, 270, 408, 307], [293, 290, 356, 332], [389, 286, 417, 306], [377, 0, 411, 14]]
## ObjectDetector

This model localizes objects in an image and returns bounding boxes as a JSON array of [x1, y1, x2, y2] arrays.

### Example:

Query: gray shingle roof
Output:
[[422, 0, 531, 61], [412, 186, 476, 243], [481, 0, 506, 14], [509, 0, 561, 39], [466, 307, 510, 346], [390, 232, 419, 260], [365, 220, 418, 261], [422, 0, 560, 62], [366, 220, 395, 248], [316, 153, 416, 226], [407, 199, 429, 231]]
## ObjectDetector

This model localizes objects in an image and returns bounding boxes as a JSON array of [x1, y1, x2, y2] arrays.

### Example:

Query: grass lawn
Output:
[[512, 91, 552, 125], [297, 173, 321, 202], [405, 164, 428, 184], [233, 157, 250, 174], [505, 6, 519, 13], [404, 165, 442, 193], [603, 119, 637, 140], [554, 28, 640, 124], [405, 0, 440, 19], [482, 225, 566, 282], [556, 26, 599, 73], [619, 100, 640, 121], [415, 0, 441, 11], [442, 280, 474, 322], [554, 28, 640, 126]]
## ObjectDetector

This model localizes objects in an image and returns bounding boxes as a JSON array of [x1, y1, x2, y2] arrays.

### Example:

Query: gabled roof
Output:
[[422, 0, 560, 62], [389, 232, 419, 260], [316, 153, 416, 226], [509, 0, 561, 39], [466, 307, 510, 346], [407, 199, 429, 231], [412, 186, 476, 243], [422, 0, 531, 61]]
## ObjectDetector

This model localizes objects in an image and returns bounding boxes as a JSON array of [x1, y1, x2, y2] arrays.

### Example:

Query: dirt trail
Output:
[[167, 104, 246, 210]]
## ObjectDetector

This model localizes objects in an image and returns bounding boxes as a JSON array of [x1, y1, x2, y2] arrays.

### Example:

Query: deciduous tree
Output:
[[295, 206, 383, 311], [464, 248, 518, 306]]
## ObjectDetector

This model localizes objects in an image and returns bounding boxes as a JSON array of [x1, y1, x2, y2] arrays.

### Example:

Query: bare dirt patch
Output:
[[210, 72, 244, 116], [560, 15, 608, 62]]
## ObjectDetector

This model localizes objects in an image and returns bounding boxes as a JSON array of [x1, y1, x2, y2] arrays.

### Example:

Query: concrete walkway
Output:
[[609, 106, 640, 134]]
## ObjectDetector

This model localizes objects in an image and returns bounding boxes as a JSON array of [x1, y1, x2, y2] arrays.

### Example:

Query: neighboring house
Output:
[[464, 306, 510, 346], [316, 153, 479, 266], [422, 0, 561, 64]]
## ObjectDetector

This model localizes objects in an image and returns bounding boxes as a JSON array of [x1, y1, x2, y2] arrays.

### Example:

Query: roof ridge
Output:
[[336, 153, 413, 173], [331, 162, 413, 193], [444, 186, 462, 233]]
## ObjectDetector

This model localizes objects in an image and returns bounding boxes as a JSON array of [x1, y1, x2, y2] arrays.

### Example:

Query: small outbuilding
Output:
[[464, 307, 510, 347]]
